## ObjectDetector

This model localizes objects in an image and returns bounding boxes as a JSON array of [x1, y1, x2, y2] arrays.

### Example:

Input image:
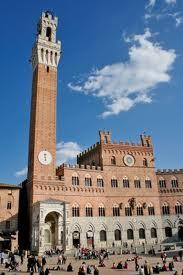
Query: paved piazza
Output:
[[0, 254, 183, 275]]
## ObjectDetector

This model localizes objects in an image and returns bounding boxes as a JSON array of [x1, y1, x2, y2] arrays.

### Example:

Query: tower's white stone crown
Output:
[[31, 11, 61, 70]]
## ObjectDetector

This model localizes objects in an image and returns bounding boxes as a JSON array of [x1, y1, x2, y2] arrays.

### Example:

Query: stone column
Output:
[[57, 216, 63, 246], [145, 229, 151, 244], [94, 230, 100, 249], [38, 223, 46, 255], [133, 230, 139, 246], [80, 232, 87, 248]]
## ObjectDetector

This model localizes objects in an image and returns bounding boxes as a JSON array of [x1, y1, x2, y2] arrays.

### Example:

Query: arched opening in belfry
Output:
[[46, 27, 52, 41]]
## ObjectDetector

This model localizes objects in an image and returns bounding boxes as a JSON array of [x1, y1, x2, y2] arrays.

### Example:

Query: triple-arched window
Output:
[[98, 203, 105, 217], [175, 201, 182, 215], [125, 204, 132, 216], [162, 202, 170, 215], [72, 173, 79, 186], [85, 174, 92, 187], [85, 203, 93, 217], [123, 176, 129, 188], [134, 177, 141, 188], [171, 177, 178, 188], [97, 175, 104, 187], [137, 204, 143, 216], [111, 176, 118, 188], [148, 203, 155, 215], [145, 177, 152, 188], [113, 204, 120, 216], [72, 203, 80, 217], [159, 177, 166, 188]]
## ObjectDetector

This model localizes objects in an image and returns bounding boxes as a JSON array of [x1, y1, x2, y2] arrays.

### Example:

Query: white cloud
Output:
[[15, 167, 27, 177], [56, 141, 82, 165], [146, 0, 156, 10], [69, 29, 176, 118], [175, 16, 183, 26], [145, 12, 183, 27], [145, 0, 181, 27], [165, 0, 176, 4], [146, 0, 176, 10]]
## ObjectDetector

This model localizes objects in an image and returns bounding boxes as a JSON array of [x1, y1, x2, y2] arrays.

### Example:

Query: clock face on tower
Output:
[[38, 150, 52, 165], [123, 154, 135, 167]]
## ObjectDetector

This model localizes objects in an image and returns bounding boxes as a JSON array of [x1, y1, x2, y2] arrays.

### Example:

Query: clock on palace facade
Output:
[[123, 154, 135, 166]]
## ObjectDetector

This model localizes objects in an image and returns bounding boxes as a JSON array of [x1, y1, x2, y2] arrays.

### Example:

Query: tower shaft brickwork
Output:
[[28, 12, 61, 180]]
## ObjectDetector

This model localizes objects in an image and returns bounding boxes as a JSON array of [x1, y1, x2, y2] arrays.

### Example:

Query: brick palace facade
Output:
[[1, 11, 183, 254]]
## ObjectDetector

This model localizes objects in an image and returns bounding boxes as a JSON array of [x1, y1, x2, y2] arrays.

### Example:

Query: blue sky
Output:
[[0, 0, 183, 183]]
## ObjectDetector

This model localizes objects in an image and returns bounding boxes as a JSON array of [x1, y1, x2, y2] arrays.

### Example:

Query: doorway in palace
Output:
[[86, 230, 94, 249], [178, 226, 183, 241], [72, 231, 80, 248], [44, 212, 60, 249]]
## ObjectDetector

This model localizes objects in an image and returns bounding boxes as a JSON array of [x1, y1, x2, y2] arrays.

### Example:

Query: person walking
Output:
[[42, 256, 46, 272]]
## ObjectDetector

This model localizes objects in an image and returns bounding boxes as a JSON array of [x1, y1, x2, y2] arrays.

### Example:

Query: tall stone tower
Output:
[[28, 11, 61, 181]]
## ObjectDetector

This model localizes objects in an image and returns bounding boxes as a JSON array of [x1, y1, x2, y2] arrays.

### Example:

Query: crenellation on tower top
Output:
[[31, 11, 61, 71], [99, 130, 111, 144], [140, 134, 152, 147]]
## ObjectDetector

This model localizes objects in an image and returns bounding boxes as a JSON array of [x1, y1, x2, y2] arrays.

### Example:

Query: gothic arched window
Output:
[[145, 177, 152, 188], [100, 230, 107, 241], [113, 204, 120, 216], [162, 202, 170, 215], [134, 177, 141, 188], [98, 204, 105, 217], [139, 228, 145, 239], [159, 177, 166, 188], [171, 177, 178, 188], [165, 227, 172, 237], [151, 228, 157, 238], [85, 174, 92, 187], [72, 204, 80, 217], [97, 175, 104, 187], [114, 229, 121, 241], [123, 177, 129, 188], [85, 203, 93, 217], [127, 229, 134, 240], [175, 202, 182, 215], [72, 173, 79, 186], [111, 177, 118, 188], [148, 203, 155, 215], [137, 204, 143, 216]]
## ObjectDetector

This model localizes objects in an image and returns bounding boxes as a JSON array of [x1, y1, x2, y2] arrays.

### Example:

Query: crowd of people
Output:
[[0, 247, 183, 274]]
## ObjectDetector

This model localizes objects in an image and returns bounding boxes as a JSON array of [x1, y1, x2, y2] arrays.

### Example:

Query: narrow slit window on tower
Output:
[[46, 27, 52, 41], [47, 66, 49, 73]]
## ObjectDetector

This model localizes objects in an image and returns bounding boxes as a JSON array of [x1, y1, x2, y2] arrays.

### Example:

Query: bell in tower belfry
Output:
[[28, 11, 61, 180]]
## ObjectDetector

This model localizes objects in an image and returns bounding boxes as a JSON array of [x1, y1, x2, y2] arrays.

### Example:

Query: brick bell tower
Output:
[[28, 11, 61, 181]]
